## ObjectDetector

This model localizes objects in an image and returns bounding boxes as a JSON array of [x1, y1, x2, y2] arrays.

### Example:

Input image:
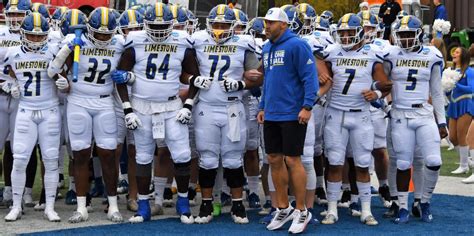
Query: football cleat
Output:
[[338, 190, 351, 208], [394, 208, 410, 224], [361, 215, 378, 226], [107, 211, 124, 223], [68, 210, 89, 223], [195, 200, 213, 224], [65, 190, 77, 205], [248, 193, 261, 209], [231, 201, 249, 224], [163, 188, 174, 207], [4, 207, 22, 222], [127, 199, 138, 212], [151, 204, 164, 216], [44, 210, 61, 222], [462, 174, 474, 184], [321, 213, 338, 225], [129, 199, 151, 223], [378, 185, 392, 208], [288, 209, 312, 234], [384, 201, 399, 218], [90, 178, 105, 198], [411, 201, 421, 218], [451, 166, 469, 174], [176, 196, 194, 224], [267, 206, 295, 230], [34, 203, 46, 211], [349, 202, 362, 217], [420, 202, 433, 223], [188, 187, 197, 206], [221, 192, 232, 206], [259, 200, 272, 215], [23, 192, 35, 208], [117, 179, 129, 194]]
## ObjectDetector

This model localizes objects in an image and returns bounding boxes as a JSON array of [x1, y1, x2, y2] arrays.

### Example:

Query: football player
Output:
[[189, 4, 262, 224], [112, 2, 196, 224], [386, 15, 447, 224], [0, 0, 30, 208], [48, 7, 124, 223], [4, 12, 63, 222], [319, 13, 392, 226]]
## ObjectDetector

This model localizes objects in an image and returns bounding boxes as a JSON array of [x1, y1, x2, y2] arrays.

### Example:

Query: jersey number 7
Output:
[[342, 69, 356, 95]]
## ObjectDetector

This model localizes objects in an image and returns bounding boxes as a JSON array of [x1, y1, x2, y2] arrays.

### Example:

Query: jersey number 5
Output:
[[405, 69, 417, 91], [24, 71, 41, 97]]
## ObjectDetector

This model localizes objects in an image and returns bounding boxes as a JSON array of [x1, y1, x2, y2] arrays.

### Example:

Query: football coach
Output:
[[257, 7, 319, 232]]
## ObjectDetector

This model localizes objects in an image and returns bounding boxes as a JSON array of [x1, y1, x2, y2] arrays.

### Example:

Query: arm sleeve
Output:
[[430, 63, 447, 125], [294, 42, 318, 108], [258, 86, 265, 110], [244, 50, 260, 70], [455, 69, 474, 93]]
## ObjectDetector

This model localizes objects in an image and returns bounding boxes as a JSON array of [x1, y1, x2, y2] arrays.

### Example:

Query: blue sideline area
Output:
[[24, 194, 474, 236]]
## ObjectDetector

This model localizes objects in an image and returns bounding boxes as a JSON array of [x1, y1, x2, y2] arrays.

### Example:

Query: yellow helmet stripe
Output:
[[400, 16, 410, 28], [61, 7, 68, 14], [234, 9, 240, 21], [33, 12, 41, 28], [301, 3, 307, 13], [363, 11, 369, 20], [101, 7, 108, 27], [71, 9, 78, 26], [217, 5, 226, 15], [32, 3, 40, 12], [10, 0, 18, 5], [155, 3, 163, 17], [171, 5, 178, 18], [128, 10, 136, 24]]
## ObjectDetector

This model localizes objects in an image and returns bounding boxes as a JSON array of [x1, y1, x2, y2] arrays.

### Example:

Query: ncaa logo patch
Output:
[[422, 47, 430, 55], [375, 40, 382, 46], [314, 32, 321, 37], [232, 36, 240, 42], [171, 32, 179, 37]]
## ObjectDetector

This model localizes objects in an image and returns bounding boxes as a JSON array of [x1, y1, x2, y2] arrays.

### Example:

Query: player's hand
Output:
[[10, 83, 20, 99], [219, 78, 245, 92], [192, 76, 213, 90], [244, 69, 263, 81], [55, 74, 69, 90], [67, 37, 84, 51], [176, 107, 192, 124], [1, 81, 13, 94], [439, 126, 448, 139], [257, 110, 264, 124], [298, 108, 311, 125], [111, 70, 135, 85], [362, 90, 379, 101], [319, 73, 333, 85], [125, 112, 142, 130]]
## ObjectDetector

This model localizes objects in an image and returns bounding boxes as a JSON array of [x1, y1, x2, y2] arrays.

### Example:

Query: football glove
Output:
[[176, 99, 194, 124], [191, 76, 213, 90], [55, 74, 69, 90], [219, 78, 245, 93], [111, 70, 135, 85]]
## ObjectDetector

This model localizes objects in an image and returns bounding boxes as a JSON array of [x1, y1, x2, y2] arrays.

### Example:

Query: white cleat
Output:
[[194, 215, 213, 224], [451, 166, 469, 174], [107, 211, 124, 223], [382, 200, 392, 208], [23, 194, 35, 208], [258, 207, 271, 216], [129, 215, 145, 224], [163, 199, 174, 208], [337, 202, 350, 208], [462, 174, 474, 184], [151, 204, 164, 216], [321, 213, 338, 225], [5, 208, 22, 222], [361, 214, 378, 226], [68, 210, 88, 223], [288, 209, 312, 234], [320, 210, 328, 216], [34, 203, 46, 211], [231, 214, 249, 224], [180, 214, 195, 224], [316, 198, 328, 205], [44, 210, 61, 222]]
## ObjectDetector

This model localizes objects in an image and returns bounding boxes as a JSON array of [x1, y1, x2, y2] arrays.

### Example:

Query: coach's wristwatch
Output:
[[303, 105, 313, 111]]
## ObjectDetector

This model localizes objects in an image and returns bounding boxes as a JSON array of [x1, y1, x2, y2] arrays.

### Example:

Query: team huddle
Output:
[[0, 0, 448, 233]]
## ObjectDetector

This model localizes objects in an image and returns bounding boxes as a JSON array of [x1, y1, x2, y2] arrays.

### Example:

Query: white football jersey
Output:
[[0, 26, 21, 81], [68, 34, 124, 100], [313, 30, 334, 48], [192, 30, 256, 104], [302, 33, 325, 56], [126, 30, 192, 102], [48, 30, 63, 50], [385, 45, 444, 109], [4, 44, 59, 109], [322, 43, 384, 111]]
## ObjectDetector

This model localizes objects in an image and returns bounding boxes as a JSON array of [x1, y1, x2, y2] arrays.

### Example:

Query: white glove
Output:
[[219, 78, 245, 92], [176, 99, 194, 124], [125, 112, 142, 130], [1, 81, 13, 94], [55, 75, 69, 90], [192, 76, 213, 90], [10, 83, 20, 99]]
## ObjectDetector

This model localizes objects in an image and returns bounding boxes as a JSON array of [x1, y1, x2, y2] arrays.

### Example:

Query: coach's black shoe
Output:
[[195, 200, 213, 224], [383, 201, 399, 218]]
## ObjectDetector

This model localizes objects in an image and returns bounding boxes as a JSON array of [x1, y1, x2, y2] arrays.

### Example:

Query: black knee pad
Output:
[[136, 163, 152, 177], [199, 167, 217, 188], [174, 161, 191, 177], [426, 165, 441, 171], [224, 167, 245, 188]]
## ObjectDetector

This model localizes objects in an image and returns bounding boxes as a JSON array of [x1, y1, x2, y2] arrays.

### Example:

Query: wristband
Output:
[[122, 101, 133, 115], [374, 90, 382, 99], [238, 81, 246, 90], [183, 99, 194, 111]]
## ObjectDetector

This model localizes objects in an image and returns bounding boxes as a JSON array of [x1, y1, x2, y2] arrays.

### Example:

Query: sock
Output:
[[413, 158, 424, 199], [24, 187, 32, 196], [43, 159, 59, 212], [268, 167, 275, 192], [77, 196, 87, 213], [388, 157, 398, 197], [58, 145, 66, 175], [459, 146, 469, 168], [165, 182, 172, 189], [356, 181, 371, 217], [247, 176, 260, 195], [68, 176, 76, 192], [108, 196, 119, 213], [11, 158, 28, 209], [316, 176, 325, 188], [342, 183, 350, 191], [92, 156, 102, 178], [351, 194, 359, 204], [138, 194, 149, 201], [421, 167, 439, 204], [327, 181, 341, 216], [178, 192, 188, 198], [470, 149, 474, 159], [378, 179, 388, 187], [397, 192, 409, 210], [153, 177, 167, 205]]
